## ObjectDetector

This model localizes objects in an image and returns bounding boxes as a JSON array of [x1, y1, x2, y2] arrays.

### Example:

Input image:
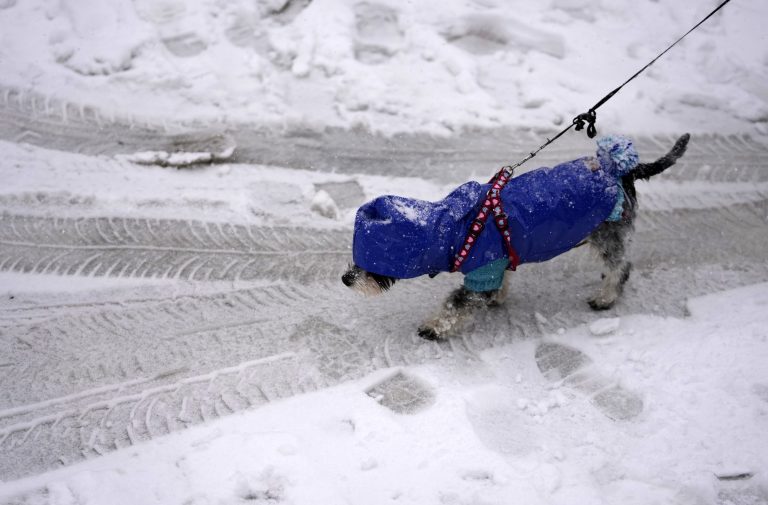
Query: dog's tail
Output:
[[629, 133, 690, 181]]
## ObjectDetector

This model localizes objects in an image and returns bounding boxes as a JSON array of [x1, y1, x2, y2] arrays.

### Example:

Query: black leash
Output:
[[506, 0, 732, 172]]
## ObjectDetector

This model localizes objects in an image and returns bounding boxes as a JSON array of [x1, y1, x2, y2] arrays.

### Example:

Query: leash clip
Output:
[[573, 110, 597, 138]]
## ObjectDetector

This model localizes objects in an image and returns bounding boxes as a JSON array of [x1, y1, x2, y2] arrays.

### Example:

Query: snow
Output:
[[120, 147, 235, 168], [0, 0, 766, 136], [391, 198, 432, 226], [1, 0, 768, 503], [588, 317, 620, 336], [1, 284, 766, 504], [309, 189, 340, 220]]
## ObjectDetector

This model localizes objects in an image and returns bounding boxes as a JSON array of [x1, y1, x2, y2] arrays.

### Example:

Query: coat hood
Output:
[[352, 183, 484, 279]]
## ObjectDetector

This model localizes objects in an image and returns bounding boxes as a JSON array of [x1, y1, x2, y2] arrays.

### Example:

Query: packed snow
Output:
[[0, 0, 766, 135], [0, 284, 767, 505], [1, 0, 768, 504]]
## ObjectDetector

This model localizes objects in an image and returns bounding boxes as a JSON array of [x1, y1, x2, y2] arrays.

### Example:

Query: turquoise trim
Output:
[[607, 183, 625, 222], [463, 258, 508, 292]]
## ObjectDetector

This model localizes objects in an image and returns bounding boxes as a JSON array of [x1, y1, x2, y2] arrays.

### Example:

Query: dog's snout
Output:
[[341, 271, 355, 287]]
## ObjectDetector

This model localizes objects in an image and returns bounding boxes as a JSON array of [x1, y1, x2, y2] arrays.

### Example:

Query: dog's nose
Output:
[[341, 271, 355, 287]]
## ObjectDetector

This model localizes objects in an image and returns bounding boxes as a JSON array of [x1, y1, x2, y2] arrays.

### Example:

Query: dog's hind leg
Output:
[[587, 221, 632, 311]]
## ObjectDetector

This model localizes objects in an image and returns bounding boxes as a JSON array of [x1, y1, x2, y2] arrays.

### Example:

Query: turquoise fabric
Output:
[[463, 258, 508, 292], [607, 183, 625, 222]]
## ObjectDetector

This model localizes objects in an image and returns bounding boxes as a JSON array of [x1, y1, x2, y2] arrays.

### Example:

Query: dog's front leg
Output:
[[418, 274, 509, 340], [417, 287, 485, 340]]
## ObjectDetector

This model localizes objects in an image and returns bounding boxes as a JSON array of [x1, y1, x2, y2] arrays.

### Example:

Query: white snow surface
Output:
[[0, 139, 766, 503], [1, 1, 768, 504], [1, 283, 767, 505], [0, 0, 767, 135], [588, 317, 620, 336]]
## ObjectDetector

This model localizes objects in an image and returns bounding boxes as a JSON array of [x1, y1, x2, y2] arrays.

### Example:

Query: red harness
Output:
[[450, 166, 521, 273]]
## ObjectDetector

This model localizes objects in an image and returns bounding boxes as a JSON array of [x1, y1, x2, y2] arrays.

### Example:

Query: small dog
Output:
[[342, 134, 690, 340]]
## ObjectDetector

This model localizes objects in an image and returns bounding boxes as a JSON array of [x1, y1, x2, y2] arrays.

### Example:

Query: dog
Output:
[[342, 134, 690, 340]]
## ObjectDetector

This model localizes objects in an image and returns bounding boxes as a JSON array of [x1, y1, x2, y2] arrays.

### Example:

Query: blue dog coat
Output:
[[353, 136, 639, 281]]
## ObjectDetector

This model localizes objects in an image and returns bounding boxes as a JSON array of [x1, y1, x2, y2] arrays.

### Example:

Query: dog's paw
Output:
[[417, 325, 443, 341], [589, 263, 631, 310], [588, 298, 614, 311], [483, 289, 507, 307]]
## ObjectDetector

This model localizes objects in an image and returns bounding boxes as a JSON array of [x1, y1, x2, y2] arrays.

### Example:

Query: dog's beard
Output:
[[342, 265, 397, 296], [350, 274, 388, 296]]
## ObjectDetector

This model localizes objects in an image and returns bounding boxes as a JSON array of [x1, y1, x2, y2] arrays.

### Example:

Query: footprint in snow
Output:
[[534, 342, 643, 421], [366, 371, 435, 414], [354, 3, 403, 65], [314, 180, 366, 209], [440, 14, 565, 58], [133, 0, 207, 58]]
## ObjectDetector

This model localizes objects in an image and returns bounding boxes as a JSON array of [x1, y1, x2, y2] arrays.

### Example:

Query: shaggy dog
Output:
[[342, 134, 690, 340]]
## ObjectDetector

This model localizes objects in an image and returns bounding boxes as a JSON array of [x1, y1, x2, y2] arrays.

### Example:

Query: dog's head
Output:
[[346, 178, 488, 290], [344, 194, 433, 294], [341, 264, 398, 296]]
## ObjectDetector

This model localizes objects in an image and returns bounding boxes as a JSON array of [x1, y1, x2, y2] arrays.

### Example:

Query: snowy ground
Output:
[[0, 135, 767, 504], [0, 0, 767, 136], [1, 279, 767, 505], [1, 0, 768, 504]]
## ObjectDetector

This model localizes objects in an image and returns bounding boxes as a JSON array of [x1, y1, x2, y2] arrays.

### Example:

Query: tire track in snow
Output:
[[2, 259, 767, 481], [0, 215, 349, 283], [1, 194, 766, 285], [2, 85, 767, 183], [0, 277, 445, 480], [2, 90, 768, 480], [2, 189, 768, 479], [0, 86, 235, 160], [1, 197, 767, 403]]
